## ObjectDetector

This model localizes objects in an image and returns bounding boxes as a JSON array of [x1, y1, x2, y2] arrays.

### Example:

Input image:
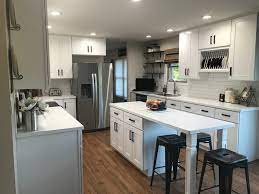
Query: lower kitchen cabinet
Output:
[[16, 130, 82, 194], [123, 123, 143, 170], [53, 97, 77, 118], [110, 118, 124, 154]]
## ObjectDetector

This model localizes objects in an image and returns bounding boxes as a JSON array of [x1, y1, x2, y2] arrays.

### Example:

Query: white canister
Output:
[[225, 88, 234, 103]]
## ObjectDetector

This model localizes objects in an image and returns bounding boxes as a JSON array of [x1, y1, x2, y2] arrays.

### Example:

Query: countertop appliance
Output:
[[49, 88, 62, 96], [72, 63, 113, 131], [135, 78, 155, 91]]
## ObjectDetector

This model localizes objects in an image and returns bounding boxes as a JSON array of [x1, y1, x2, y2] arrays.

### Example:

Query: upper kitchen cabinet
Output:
[[12, 0, 48, 89], [199, 21, 231, 49], [229, 14, 259, 81], [179, 29, 199, 79], [72, 37, 106, 56], [49, 35, 72, 79]]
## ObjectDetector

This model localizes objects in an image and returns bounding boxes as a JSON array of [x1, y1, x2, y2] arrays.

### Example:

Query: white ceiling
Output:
[[47, 0, 259, 41]]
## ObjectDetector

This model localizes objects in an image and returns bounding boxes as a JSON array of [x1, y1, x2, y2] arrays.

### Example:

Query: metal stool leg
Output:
[[165, 147, 173, 194], [196, 141, 200, 171], [172, 147, 180, 180], [150, 140, 159, 186], [219, 167, 233, 194], [208, 140, 216, 181], [198, 156, 207, 194], [244, 163, 251, 194]]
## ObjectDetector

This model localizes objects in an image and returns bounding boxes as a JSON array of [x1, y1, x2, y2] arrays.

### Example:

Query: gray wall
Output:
[[0, 1, 18, 193]]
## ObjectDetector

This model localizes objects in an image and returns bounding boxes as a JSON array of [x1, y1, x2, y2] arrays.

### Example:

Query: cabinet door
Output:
[[199, 21, 231, 49], [110, 118, 118, 149], [213, 21, 231, 48], [188, 29, 199, 79], [72, 37, 91, 55], [132, 127, 143, 170], [49, 35, 60, 79], [91, 39, 106, 56], [123, 124, 133, 161], [179, 32, 190, 79], [116, 120, 124, 154], [64, 99, 77, 118], [229, 14, 257, 81], [59, 36, 73, 79], [12, 0, 48, 89]]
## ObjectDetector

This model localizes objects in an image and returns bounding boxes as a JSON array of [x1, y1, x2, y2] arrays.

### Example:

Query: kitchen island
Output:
[[110, 101, 235, 194], [16, 106, 84, 194]]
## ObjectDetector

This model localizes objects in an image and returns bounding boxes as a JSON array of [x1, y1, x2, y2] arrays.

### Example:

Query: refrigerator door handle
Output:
[[92, 73, 96, 114], [94, 73, 99, 127]]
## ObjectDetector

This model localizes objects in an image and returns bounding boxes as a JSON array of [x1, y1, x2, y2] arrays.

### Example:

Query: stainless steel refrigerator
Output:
[[72, 63, 113, 131]]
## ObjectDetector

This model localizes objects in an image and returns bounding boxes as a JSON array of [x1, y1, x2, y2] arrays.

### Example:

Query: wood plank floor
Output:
[[83, 130, 259, 194]]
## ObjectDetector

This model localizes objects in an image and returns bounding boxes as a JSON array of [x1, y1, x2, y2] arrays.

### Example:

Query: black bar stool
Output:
[[150, 134, 186, 194], [180, 132, 215, 173], [198, 148, 250, 194]]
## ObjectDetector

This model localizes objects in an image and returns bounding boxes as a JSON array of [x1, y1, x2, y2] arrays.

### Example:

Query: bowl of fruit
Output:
[[146, 100, 167, 111]]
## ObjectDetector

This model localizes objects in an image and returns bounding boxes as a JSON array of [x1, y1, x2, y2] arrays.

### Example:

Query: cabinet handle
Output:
[[213, 35, 216, 44], [201, 109, 209, 113], [61, 69, 63, 76], [131, 131, 134, 142], [222, 113, 231, 118], [87, 46, 89, 53], [187, 68, 190, 76], [114, 122, 118, 132], [170, 103, 176, 106], [210, 36, 212, 44], [65, 102, 67, 109], [91, 46, 93, 53], [184, 106, 191, 109], [230, 67, 232, 76], [58, 69, 60, 76], [129, 118, 135, 123], [129, 130, 132, 140], [114, 112, 119, 116], [184, 68, 187, 76]]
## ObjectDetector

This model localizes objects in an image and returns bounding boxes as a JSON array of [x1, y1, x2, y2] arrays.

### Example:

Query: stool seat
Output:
[[206, 148, 247, 166], [180, 132, 211, 142], [157, 134, 186, 147]]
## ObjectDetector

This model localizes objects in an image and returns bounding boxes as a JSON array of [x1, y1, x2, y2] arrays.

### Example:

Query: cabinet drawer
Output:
[[167, 100, 181, 110], [215, 109, 239, 124], [110, 107, 124, 121], [196, 105, 215, 118], [124, 112, 143, 130], [181, 102, 199, 113]]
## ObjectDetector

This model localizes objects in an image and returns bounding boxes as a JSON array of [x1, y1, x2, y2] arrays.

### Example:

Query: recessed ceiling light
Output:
[[186, 31, 192, 34], [132, 0, 142, 2], [50, 11, 62, 16], [90, 32, 96, 36], [166, 28, 174, 33], [47, 25, 52, 29], [146, 35, 151, 38], [202, 15, 212, 20]]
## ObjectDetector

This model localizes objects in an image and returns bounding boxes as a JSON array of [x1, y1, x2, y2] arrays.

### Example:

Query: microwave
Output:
[[135, 78, 155, 91]]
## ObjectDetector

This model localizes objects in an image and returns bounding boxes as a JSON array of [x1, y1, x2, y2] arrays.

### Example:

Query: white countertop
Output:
[[39, 95, 76, 101], [132, 91, 259, 112], [17, 106, 83, 138], [110, 101, 235, 134]]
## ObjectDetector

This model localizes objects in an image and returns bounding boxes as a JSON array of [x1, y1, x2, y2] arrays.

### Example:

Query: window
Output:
[[114, 58, 127, 101], [168, 63, 186, 82]]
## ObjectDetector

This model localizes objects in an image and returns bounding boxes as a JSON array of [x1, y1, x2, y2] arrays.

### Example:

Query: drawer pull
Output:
[[114, 112, 119, 116], [222, 113, 231, 118], [171, 103, 176, 106], [129, 118, 135, 123], [201, 109, 209, 113], [184, 106, 191, 109], [129, 130, 132, 140], [131, 131, 135, 142]]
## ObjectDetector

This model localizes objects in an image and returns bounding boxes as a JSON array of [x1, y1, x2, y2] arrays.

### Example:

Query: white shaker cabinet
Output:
[[229, 14, 259, 81], [198, 20, 231, 49], [179, 29, 199, 79], [12, 0, 48, 89], [72, 37, 106, 56], [49, 35, 72, 79], [64, 98, 77, 118], [110, 118, 124, 154]]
